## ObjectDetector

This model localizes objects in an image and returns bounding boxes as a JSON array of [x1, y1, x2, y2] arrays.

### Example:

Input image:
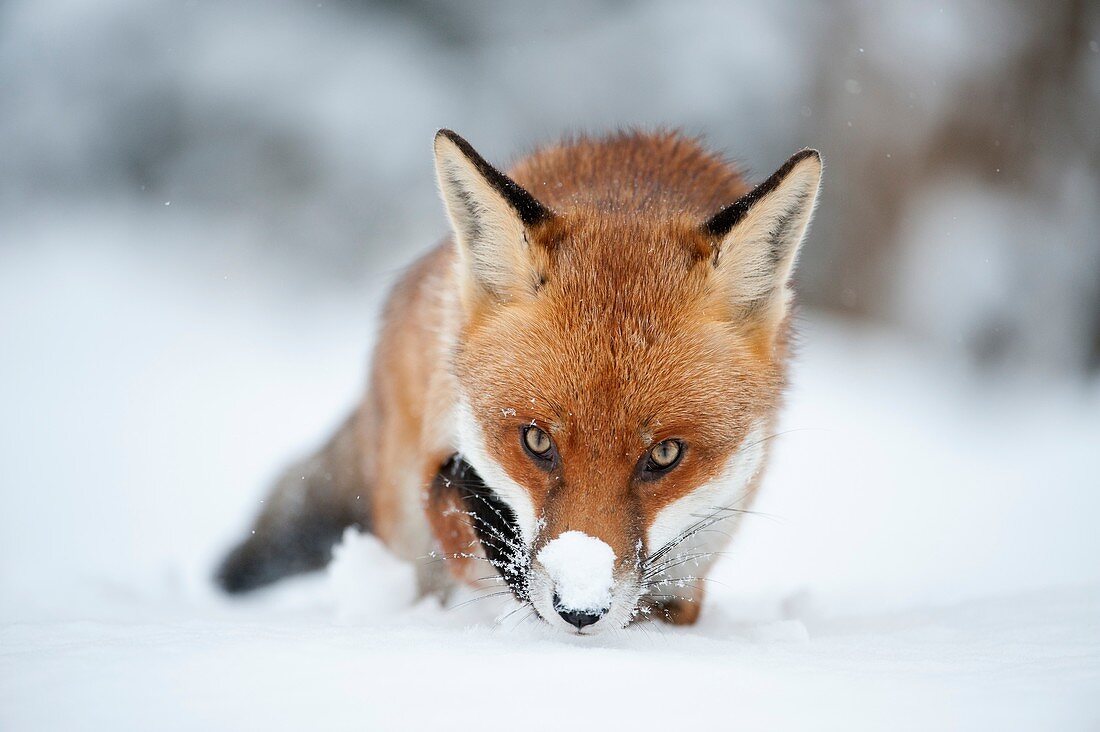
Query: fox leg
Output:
[[215, 412, 368, 594]]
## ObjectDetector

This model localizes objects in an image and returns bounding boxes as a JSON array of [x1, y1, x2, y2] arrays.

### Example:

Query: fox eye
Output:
[[644, 440, 683, 474], [522, 425, 554, 459]]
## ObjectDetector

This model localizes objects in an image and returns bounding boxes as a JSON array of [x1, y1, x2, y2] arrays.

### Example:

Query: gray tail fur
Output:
[[215, 412, 369, 594]]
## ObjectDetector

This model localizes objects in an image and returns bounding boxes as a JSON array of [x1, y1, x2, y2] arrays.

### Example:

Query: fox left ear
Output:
[[434, 129, 553, 306], [703, 149, 822, 339]]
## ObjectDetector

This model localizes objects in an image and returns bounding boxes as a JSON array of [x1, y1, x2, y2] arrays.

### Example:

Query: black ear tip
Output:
[[703, 148, 822, 237], [791, 148, 822, 165], [435, 129, 482, 162], [434, 129, 457, 152], [435, 128, 466, 148]]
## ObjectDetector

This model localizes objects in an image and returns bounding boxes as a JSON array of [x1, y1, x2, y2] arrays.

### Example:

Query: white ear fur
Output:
[[433, 130, 550, 304], [706, 149, 822, 329]]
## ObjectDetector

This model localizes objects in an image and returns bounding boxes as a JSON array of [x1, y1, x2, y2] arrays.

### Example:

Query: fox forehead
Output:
[[539, 209, 715, 281], [458, 311, 771, 445]]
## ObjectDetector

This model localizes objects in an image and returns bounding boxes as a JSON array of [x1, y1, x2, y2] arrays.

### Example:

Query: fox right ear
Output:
[[433, 130, 553, 305], [703, 149, 822, 343]]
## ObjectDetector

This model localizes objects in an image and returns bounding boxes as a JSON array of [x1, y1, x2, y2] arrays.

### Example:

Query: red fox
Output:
[[217, 129, 821, 634]]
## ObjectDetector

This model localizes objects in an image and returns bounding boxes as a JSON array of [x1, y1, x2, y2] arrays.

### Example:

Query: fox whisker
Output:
[[446, 590, 515, 612], [642, 550, 730, 580]]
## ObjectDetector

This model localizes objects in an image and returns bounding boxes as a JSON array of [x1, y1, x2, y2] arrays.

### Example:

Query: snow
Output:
[[535, 531, 616, 612], [2, 586, 1097, 730], [2, 241, 1099, 729], [746, 618, 811, 643], [327, 528, 416, 623]]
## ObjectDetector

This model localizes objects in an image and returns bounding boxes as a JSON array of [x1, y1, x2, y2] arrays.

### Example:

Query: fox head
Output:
[[432, 129, 821, 633]]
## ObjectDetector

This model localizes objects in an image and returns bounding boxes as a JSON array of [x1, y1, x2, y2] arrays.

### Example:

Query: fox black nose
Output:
[[553, 593, 606, 629]]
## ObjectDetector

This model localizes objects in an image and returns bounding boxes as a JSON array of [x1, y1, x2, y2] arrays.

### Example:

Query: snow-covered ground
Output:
[[2, 236, 1099, 730]]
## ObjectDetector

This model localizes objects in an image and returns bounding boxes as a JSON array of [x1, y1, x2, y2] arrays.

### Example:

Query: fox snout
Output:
[[529, 531, 641, 633]]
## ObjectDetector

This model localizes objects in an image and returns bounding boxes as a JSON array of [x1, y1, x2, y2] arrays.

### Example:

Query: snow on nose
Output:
[[536, 531, 616, 614]]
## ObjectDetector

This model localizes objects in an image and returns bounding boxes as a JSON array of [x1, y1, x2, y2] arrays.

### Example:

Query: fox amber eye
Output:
[[523, 425, 553, 457], [647, 440, 682, 471]]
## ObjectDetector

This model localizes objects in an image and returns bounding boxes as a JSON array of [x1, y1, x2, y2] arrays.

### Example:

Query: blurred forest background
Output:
[[2, 0, 1097, 375]]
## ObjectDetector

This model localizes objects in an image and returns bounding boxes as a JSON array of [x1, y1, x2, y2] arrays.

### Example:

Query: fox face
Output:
[[434, 130, 821, 633]]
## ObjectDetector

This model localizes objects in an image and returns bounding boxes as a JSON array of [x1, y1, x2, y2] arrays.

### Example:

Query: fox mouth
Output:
[[440, 456, 692, 633], [445, 457, 612, 628]]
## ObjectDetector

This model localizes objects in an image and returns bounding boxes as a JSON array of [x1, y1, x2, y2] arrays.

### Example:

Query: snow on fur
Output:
[[536, 531, 616, 611]]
